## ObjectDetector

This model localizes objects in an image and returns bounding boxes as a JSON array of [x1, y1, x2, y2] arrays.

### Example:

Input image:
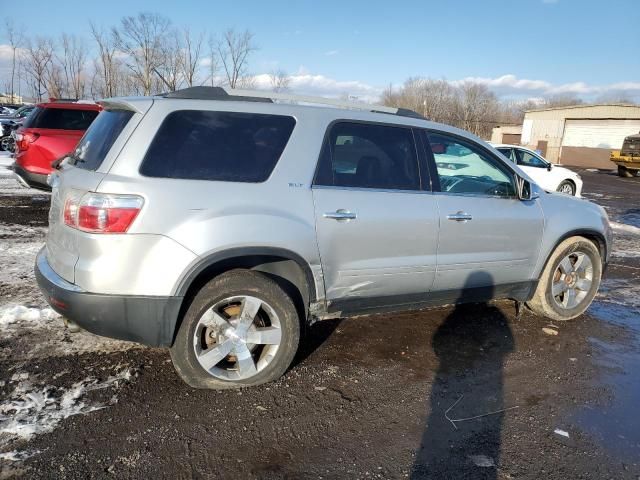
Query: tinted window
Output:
[[23, 107, 99, 130], [140, 111, 295, 182], [71, 110, 134, 171], [428, 132, 515, 197], [314, 122, 420, 190], [514, 149, 548, 168], [496, 147, 515, 162]]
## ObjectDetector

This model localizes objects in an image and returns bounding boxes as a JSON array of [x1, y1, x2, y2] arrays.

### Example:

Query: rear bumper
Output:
[[12, 163, 51, 191], [35, 247, 183, 347]]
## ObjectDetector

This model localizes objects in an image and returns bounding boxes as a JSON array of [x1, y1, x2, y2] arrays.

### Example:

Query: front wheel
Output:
[[170, 269, 301, 389], [556, 180, 576, 196], [527, 236, 602, 321]]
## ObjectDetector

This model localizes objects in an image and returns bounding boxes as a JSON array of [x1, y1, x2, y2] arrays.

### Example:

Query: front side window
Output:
[[140, 110, 296, 182], [314, 122, 420, 190], [514, 149, 548, 168], [427, 132, 516, 197]]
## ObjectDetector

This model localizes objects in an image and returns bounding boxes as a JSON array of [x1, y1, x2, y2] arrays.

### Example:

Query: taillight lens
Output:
[[63, 192, 144, 234], [14, 132, 39, 151]]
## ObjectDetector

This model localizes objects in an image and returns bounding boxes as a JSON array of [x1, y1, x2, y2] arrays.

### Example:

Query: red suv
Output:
[[13, 102, 101, 190]]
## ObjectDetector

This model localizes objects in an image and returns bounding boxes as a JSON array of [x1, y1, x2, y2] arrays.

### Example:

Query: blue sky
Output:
[[2, 0, 639, 101]]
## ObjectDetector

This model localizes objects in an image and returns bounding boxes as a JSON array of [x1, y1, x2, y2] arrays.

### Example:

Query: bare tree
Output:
[[112, 13, 171, 95], [4, 19, 23, 102], [58, 34, 87, 99], [155, 30, 183, 92], [91, 23, 122, 97], [542, 94, 583, 108], [269, 69, 290, 92], [180, 27, 204, 87], [217, 29, 257, 88], [206, 35, 221, 86], [22, 37, 54, 101], [456, 82, 500, 137]]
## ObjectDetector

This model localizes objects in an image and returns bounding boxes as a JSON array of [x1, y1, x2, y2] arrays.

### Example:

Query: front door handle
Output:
[[324, 209, 357, 221], [447, 211, 473, 222]]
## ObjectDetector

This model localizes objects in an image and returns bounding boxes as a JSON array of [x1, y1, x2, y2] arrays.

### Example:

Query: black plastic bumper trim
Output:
[[35, 248, 182, 347]]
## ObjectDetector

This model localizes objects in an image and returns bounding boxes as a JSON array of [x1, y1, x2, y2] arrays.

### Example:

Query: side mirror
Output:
[[547, 164, 552, 171], [516, 176, 539, 201]]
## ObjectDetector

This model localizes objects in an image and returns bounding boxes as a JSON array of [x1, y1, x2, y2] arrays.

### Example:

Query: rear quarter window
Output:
[[71, 109, 135, 171], [139, 110, 296, 182], [23, 107, 99, 130]]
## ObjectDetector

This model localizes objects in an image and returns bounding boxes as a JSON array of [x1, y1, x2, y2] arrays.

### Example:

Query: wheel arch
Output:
[[172, 247, 317, 344], [538, 229, 607, 278]]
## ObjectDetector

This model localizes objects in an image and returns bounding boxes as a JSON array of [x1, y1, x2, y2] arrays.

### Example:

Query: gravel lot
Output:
[[1, 155, 639, 479]]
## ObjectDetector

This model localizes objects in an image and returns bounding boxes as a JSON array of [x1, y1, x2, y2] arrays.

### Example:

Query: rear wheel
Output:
[[556, 180, 576, 196], [618, 165, 634, 177], [527, 236, 602, 321], [0, 136, 14, 153], [170, 269, 301, 389]]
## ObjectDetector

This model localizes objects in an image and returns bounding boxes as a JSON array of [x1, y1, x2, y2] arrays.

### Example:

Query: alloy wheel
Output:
[[193, 295, 282, 381]]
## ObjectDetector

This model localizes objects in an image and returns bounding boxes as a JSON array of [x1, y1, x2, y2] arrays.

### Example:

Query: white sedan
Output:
[[492, 144, 583, 196]]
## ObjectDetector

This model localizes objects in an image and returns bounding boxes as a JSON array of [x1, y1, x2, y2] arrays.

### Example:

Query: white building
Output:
[[521, 104, 640, 169]]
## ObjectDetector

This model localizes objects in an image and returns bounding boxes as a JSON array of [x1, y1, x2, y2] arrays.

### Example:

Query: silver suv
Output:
[[36, 87, 613, 389]]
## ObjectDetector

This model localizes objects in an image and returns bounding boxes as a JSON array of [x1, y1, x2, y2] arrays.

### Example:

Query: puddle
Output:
[[620, 209, 640, 229], [573, 301, 640, 462]]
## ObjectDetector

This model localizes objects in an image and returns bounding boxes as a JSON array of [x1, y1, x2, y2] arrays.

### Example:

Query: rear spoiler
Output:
[[98, 98, 154, 115]]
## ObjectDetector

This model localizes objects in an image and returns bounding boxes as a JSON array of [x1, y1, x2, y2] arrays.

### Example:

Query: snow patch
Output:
[[0, 305, 58, 326], [0, 368, 135, 447], [0, 449, 39, 462], [611, 221, 640, 236]]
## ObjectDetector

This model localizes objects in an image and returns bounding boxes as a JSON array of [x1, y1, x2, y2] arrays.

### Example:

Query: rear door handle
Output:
[[324, 209, 357, 221], [447, 211, 473, 222]]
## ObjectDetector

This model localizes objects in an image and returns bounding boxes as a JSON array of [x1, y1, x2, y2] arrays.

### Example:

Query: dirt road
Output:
[[1, 162, 639, 479]]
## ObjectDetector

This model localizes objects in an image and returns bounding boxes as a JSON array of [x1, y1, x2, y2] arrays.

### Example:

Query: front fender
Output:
[[533, 192, 611, 278]]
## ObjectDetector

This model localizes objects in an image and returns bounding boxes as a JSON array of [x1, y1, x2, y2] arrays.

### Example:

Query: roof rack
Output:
[[162, 86, 425, 120]]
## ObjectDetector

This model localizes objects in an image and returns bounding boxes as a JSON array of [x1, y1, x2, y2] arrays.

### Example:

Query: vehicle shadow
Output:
[[291, 318, 342, 368], [412, 272, 514, 479]]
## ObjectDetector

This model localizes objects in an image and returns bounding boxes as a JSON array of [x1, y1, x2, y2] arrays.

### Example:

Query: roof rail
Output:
[[162, 86, 425, 120]]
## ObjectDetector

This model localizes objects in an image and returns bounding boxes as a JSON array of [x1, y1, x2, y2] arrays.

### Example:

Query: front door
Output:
[[312, 121, 439, 310], [425, 131, 544, 293]]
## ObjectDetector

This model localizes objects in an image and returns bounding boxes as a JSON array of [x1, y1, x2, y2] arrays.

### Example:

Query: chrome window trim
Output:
[[311, 184, 435, 195]]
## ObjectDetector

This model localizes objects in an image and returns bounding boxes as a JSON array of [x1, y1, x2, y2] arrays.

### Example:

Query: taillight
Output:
[[15, 132, 40, 151], [63, 192, 144, 234]]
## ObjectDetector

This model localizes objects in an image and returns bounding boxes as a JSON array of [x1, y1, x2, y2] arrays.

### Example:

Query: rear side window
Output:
[[314, 122, 421, 190], [23, 107, 99, 130], [140, 110, 296, 182], [71, 109, 134, 171]]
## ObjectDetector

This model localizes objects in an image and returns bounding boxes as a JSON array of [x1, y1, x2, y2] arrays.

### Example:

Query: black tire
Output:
[[618, 165, 634, 178], [527, 236, 601, 321], [556, 180, 576, 196], [170, 269, 301, 389]]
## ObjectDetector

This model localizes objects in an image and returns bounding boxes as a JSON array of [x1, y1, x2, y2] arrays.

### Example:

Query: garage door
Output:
[[562, 119, 640, 149]]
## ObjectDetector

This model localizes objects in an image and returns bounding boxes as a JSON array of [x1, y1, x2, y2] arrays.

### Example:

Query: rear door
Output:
[[425, 131, 544, 293], [312, 121, 439, 311]]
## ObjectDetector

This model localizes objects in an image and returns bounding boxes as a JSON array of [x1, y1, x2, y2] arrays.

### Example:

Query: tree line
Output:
[[3, 13, 270, 102]]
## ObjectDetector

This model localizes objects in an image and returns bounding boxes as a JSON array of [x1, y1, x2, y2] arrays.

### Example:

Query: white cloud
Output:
[[324, 50, 339, 56], [451, 73, 640, 100], [542, 0, 559, 3], [250, 72, 383, 102]]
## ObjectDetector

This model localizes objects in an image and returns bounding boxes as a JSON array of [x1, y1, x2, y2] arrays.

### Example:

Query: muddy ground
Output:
[[1, 163, 639, 479]]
